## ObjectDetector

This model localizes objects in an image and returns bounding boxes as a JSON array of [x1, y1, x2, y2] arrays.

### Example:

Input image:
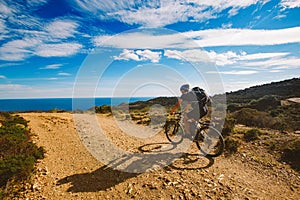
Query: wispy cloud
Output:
[[40, 64, 63, 70], [243, 56, 300, 68], [0, 1, 83, 61], [183, 26, 300, 47], [75, 0, 269, 27], [164, 49, 211, 63], [26, 0, 48, 8], [0, 75, 6, 79], [46, 20, 79, 39], [58, 72, 71, 76], [34, 43, 82, 57], [280, 0, 300, 9], [94, 26, 300, 49], [207, 70, 259, 75], [0, 38, 38, 61], [0, 83, 75, 99], [164, 49, 292, 67], [114, 49, 161, 63]]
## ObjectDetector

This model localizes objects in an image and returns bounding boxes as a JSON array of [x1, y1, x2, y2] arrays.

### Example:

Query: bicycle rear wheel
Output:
[[195, 126, 224, 157], [165, 122, 184, 144]]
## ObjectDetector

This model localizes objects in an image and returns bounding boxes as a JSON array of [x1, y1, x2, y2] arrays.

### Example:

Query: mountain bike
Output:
[[164, 112, 224, 157]]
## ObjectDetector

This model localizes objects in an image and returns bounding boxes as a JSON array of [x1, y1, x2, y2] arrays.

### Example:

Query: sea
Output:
[[0, 97, 152, 112]]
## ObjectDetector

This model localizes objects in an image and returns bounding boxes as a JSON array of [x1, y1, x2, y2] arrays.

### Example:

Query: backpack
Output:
[[192, 87, 209, 118], [192, 87, 209, 106]]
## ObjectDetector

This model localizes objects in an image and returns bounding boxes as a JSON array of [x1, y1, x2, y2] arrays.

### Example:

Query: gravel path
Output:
[[15, 112, 300, 200]]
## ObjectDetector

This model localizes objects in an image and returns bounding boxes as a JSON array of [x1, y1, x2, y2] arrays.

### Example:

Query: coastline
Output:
[[0, 97, 154, 112]]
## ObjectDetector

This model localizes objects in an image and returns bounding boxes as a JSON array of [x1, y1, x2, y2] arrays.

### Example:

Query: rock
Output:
[[32, 182, 41, 191]]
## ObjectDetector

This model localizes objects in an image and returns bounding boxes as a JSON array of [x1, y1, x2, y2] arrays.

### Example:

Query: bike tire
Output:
[[165, 122, 184, 144], [195, 126, 224, 157]]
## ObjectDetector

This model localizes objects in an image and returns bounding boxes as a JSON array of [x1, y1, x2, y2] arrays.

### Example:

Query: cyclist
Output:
[[170, 84, 200, 135]]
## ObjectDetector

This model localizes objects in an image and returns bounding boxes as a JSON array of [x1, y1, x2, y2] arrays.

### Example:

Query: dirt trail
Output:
[[16, 112, 299, 200]]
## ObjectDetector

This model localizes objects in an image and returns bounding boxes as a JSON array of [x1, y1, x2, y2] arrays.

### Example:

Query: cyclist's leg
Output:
[[183, 114, 191, 134], [186, 110, 200, 134]]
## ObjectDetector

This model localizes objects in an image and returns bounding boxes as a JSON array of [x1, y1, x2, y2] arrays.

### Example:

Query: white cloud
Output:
[[221, 23, 233, 29], [164, 49, 211, 63], [0, 38, 38, 61], [184, 26, 300, 47], [35, 43, 82, 57], [40, 64, 63, 69], [243, 56, 300, 68], [207, 70, 259, 75], [0, 75, 6, 79], [46, 20, 79, 39], [0, 83, 74, 99], [280, 0, 300, 9], [114, 49, 161, 63], [164, 49, 291, 67], [58, 72, 71, 76], [269, 70, 283, 73], [135, 49, 161, 63], [114, 49, 140, 61], [94, 26, 300, 49], [0, 37, 82, 61], [237, 52, 290, 60], [75, 0, 269, 27], [0, 1, 14, 16], [26, 0, 48, 8], [94, 31, 196, 49], [0, 1, 82, 61], [273, 14, 286, 19], [0, 19, 8, 40]]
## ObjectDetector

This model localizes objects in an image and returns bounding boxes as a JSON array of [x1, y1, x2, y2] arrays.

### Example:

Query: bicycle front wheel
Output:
[[165, 122, 184, 144], [195, 126, 224, 157]]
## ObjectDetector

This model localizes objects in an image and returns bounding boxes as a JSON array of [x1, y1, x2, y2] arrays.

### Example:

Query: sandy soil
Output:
[[12, 112, 300, 199]]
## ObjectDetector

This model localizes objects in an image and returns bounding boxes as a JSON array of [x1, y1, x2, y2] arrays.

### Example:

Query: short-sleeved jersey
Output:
[[180, 91, 199, 109]]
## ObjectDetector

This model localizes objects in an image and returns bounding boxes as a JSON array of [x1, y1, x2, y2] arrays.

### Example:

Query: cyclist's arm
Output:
[[171, 99, 182, 113]]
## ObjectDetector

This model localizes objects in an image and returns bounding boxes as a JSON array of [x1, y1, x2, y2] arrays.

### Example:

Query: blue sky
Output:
[[0, 0, 300, 98]]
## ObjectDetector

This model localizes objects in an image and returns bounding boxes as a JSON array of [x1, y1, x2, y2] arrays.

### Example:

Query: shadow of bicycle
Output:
[[138, 142, 215, 170]]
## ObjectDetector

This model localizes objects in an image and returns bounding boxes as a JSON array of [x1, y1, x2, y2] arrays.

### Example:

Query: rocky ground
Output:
[[6, 112, 300, 199]]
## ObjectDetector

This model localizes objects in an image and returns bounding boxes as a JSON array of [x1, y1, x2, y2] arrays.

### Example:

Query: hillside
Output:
[[125, 78, 300, 112], [224, 78, 300, 104]]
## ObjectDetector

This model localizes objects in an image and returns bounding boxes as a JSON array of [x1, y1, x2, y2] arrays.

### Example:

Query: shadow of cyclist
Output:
[[138, 142, 215, 170], [57, 150, 181, 192]]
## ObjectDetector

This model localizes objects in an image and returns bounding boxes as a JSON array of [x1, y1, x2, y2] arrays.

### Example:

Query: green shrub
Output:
[[248, 95, 280, 111], [95, 105, 112, 114], [225, 137, 241, 154], [0, 113, 45, 191], [0, 113, 28, 128], [232, 108, 275, 128], [0, 154, 35, 186], [281, 139, 300, 171], [244, 128, 261, 142], [221, 116, 236, 137]]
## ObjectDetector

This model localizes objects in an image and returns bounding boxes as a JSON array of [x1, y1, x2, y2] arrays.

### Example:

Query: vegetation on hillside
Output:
[[0, 112, 45, 199], [224, 78, 300, 104]]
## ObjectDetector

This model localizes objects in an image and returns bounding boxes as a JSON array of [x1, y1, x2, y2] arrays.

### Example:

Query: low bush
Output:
[[221, 116, 236, 137], [244, 128, 262, 142], [225, 137, 241, 154], [281, 139, 300, 171], [232, 108, 275, 128], [95, 105, 112, 114], [0, 113, 45, 196]]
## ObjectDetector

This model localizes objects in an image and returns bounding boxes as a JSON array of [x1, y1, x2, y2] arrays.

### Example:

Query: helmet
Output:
[[180, 84, 189, 92]]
